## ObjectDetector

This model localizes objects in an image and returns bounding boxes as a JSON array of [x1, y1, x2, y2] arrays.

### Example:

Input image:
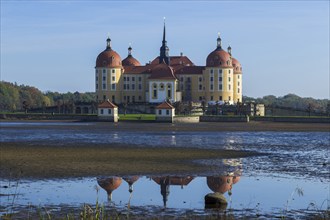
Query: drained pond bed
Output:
[[0, 121, 329, 219]]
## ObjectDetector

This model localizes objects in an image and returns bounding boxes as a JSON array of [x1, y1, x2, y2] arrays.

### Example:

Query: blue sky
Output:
[[1, 1, 329, 99]]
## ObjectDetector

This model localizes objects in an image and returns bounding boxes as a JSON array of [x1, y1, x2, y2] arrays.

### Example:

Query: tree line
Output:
[[243, 94, 329, 115], [0, 81, 95, 112], [0, 80, 329, 114]]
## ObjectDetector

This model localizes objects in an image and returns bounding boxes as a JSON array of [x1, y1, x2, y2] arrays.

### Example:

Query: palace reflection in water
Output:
[[97, 158, 242, 210]]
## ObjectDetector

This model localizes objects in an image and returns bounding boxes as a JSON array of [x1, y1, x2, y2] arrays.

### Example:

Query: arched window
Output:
[[152, 83, 157, 99], [167, 83, 172, 99], [159, 83, 164, 90]]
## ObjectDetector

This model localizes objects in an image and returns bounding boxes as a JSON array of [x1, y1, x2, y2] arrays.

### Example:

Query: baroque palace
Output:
[[95, 23, 243, 105]]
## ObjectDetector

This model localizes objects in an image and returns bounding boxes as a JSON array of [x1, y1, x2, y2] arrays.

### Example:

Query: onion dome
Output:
[[122, 45, 141, 66], [149, 61, 176, 80], [232, 57, 242, 73], [96, 37, 122, 68], [207, 176, 233, 193], [206, 33, 232, 68]]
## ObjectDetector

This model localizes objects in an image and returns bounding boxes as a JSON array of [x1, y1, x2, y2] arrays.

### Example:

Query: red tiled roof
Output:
[[232, 57, 242, 74], [148, 62, 177, 80], [150, 56, 194, 66], [123, 65, 154, 74], [174, 66, 204, 75], [156, 101, 175, 109], [98, 100, 118, 108], [206, 48, 232, 68], [122, 55, 141, 66], [96, 49, 122, 68]]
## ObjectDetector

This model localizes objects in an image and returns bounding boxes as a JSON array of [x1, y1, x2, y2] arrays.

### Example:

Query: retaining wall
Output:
[[253, 116, 330, 123], [200, 116, 249, 122], [173, 116, 200, 123]]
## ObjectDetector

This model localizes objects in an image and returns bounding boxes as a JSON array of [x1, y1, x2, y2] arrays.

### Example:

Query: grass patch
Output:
[[118, 114, 155, 121]]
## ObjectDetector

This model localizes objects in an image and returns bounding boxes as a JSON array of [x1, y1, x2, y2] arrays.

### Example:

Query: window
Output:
[[219, 96, 222, 101], [96, 69, 98, 74], [123, 84, 127, 90], [111, 83, 116, 90], [112, 95, 115, 102], [187, 77, 191, 82], [210, 76, 214, 82], [238, 81, 240, 86], [219, 77, 222, 82], [167, 89, 171, 99], [199, 77, 202, 82], [166, 110, 170, 115], [180, 77, 183, 82], [199, 96, 202, 101], [167, 84, 171, 99], [132, 96, 135, 102], [103, 69, 106, 73], [112, 76, 115, 81], [199, 84, 202, 90], [96, 84, 98, 90], [229, 84, 231, 90], [124, 77, 126, 81], [229, 70, 231, 74], [103, 76, 106, 81], [152, 83, 157, 99], [158, 109, 162, 115], [211, 96, 213, 101], [229, 77, 231, 82], [127, 96, 130, 103], [127, 77, 130, 81], [127, 84, 130, 90], [210, 84, 213, 90], [238, 75, 240, 79], [210, 69, 214, 74], [138, 77, 142, 82], [132, 84, 135, 90], [132, 77, 135, 81], [112, 69, 115, 73], [160, 83, 164, 90], [108, 109, 112, 114], [101, 109, 104, 114], [218, 84, 222, 90], [238, 88, 240, 93], [96, 76, 98, 81], [219, 69, 222, 74], [102, 83, 106, 90], [138, 84, 142, 90], [187, 84, 191, 90], [229, 96, 231, 101], [138, 96, 142, 101], [103, 95, 106, 100]]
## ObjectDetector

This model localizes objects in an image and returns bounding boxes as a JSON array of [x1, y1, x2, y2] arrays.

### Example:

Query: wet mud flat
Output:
[[0, 142, 258, 179]]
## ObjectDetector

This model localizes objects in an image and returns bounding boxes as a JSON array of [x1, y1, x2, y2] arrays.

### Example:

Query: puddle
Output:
[[1, 174, 328, 218]]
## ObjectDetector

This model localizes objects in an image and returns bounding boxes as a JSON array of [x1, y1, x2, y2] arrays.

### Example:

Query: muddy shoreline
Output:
[[0, 142, 260, 179]]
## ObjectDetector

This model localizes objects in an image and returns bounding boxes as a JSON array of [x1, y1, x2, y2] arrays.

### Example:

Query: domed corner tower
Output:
[[122, 45, 141, 67], [204, 33, 234, 104], [228, 46, 243, 104], [95, 37, 123, 104]]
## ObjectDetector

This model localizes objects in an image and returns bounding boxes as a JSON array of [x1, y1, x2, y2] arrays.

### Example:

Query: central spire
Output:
[[159, 17, 170, 65]]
